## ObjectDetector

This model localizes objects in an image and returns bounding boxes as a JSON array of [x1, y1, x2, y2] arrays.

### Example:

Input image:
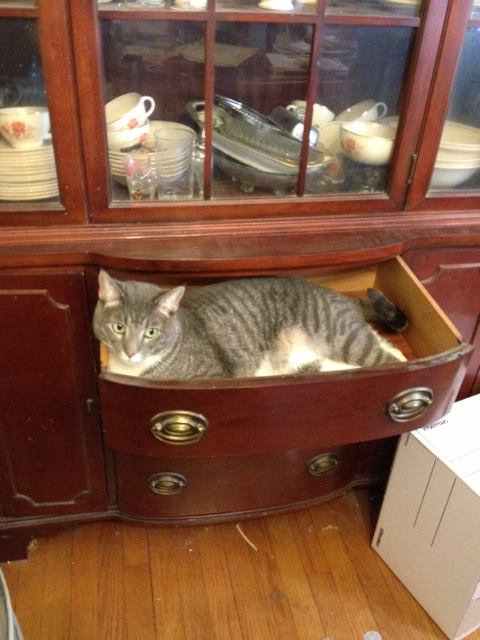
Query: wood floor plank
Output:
[[38, 531, 73, 640], [147, 526, 188, 640], [96, 522, 128, 640], [121, 524, 156, 640], [220, 520, 280, 640], [308, 500, 379, 638], [70, 524, 102, 640], [229, 518, 302, 640], [292, 507, 360, 639], [336, 491, 444, 640], [266, 514, 327, 640], [10, 531, 72, 640], [13, 535, 49, 640], [196, 525, 243, 640]]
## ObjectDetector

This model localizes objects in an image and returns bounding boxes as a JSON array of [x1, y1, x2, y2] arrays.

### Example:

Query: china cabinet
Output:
[[1, 0, 480, 560]]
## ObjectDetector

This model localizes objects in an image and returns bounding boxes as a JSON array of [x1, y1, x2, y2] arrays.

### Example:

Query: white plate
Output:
[[0, 190, 58, 201], [0, 138, 54, 155], [0, 169, 57, 183], [0, 180, 58, 194]]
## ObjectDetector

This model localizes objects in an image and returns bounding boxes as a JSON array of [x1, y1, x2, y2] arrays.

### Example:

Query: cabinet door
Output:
[[406, 1, 480, 211], [0, 0, 87, 225], [0, 270, 106, 518], [71, 0, 449, 222]]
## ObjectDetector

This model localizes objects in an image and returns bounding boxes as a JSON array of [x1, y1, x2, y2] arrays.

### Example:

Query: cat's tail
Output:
[[358, 288, 409, 332]]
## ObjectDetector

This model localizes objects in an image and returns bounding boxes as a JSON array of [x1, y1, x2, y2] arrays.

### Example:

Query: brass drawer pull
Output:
[[307, 453, 339, 477], [150, 410, 208, 445], [148, 472, 187, 496], [386, 387, 433, 423]]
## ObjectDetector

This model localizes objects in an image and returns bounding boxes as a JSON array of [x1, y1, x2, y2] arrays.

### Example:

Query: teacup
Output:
[[0, 106, 51, 150], [340, 121, 396, 165], [287, 101, 335, 129], [335, 99, 387, 123], [107, 121, 150, 151], [105, 93, 155, 131]]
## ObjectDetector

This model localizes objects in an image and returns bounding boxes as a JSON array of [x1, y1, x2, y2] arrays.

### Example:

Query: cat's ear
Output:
[[98, 270, 123, 305], [156, 286, 185, 317]]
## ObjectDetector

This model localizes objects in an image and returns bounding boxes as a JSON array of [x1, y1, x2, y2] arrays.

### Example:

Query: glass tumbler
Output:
[[123, 149, 156, 200], [154, 127, 196, 200]]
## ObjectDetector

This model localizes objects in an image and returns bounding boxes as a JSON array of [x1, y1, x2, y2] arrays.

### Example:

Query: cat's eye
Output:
[[145, 328, 158, 339], [111, 321, 125, 334]]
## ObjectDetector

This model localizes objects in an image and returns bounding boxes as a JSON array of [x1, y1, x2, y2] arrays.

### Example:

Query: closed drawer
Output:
[[99, 257, 472, 458], [114, 445, 362, 520]]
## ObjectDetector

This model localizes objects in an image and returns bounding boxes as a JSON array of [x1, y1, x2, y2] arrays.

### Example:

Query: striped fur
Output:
[[93, 271, 406, 380]]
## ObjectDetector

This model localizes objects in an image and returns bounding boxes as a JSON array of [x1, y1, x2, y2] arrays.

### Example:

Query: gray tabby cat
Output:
[[93, 270, 408, 380]]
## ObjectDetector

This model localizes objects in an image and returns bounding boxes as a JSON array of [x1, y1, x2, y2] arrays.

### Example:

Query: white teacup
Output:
[[340, 121, 396, 165], [107, 121, 150, 151], [286, 101, 335, 129], [335, 99, 387, 123], [0, 106, 51, 150], [105, 93, 155, 131]]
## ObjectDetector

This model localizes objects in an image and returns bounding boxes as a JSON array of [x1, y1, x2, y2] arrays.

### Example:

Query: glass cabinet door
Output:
[[80, 0, 446, 220], [0, 18, 58, 205], [0, 1, 87, 224], [428, 25, 480, 193], [405, 1, 480, 212]]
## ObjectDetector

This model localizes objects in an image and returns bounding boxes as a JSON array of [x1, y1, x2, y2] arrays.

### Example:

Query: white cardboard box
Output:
[[373, 394, 480, 640]]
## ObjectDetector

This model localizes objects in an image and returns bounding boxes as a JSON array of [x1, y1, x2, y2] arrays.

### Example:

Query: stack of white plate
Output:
[[108, 120, 195, 185], [0, 138, 58, 201], [432, 121, 480, 189]]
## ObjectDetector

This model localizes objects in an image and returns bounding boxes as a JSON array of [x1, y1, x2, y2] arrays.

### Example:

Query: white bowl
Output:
[[340, 121, 396, 165], [431, 164, 479, 189], [335, 99, 387, 123], [439, 121, 480, 152], [107, 122, 150, 151]]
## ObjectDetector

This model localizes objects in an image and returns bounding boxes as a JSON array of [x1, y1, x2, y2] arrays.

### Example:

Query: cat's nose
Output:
[[125, 347, 137, 358]]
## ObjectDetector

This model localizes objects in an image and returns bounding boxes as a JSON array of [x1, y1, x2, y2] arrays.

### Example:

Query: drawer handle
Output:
[[386, 387, 433, 423], [307, 453, 339, 477], [150, 410, 208, 445], [148, 472, 187, 496]]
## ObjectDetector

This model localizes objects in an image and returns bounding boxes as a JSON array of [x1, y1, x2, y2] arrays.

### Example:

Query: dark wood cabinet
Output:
[[1, 0, 480, 559], [0, 270, 107, 557]]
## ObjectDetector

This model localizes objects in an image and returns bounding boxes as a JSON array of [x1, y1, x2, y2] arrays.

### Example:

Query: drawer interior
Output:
[[99, 256, 462, 372]]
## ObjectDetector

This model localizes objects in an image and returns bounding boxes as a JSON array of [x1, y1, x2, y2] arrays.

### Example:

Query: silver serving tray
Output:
[[187, 99, 334, 174]]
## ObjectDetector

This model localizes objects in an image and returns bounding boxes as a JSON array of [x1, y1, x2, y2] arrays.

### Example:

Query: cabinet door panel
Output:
[[0, 271, 106, 517]]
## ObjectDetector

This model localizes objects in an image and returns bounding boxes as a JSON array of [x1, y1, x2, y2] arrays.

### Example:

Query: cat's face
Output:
[[93, 270, 185, 363]]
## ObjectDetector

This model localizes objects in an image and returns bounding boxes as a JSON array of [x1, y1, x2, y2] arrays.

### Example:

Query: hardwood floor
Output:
[[2, 490, 479, 640]]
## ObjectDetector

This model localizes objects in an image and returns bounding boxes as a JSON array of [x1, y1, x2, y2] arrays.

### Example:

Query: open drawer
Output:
[[98, 257, 472, 460]]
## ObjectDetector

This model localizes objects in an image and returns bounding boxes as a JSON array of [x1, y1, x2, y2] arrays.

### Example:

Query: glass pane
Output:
[[0, 19, 59, 205], [326, 0, 422, 17], [307, 25, 415, 195], [472, 1, 480, 18], [101, 20, 205, 202], [429, 28, 480, 192], [209, 22, 314, 198]]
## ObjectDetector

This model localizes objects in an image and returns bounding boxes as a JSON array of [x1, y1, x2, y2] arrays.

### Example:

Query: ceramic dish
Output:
[[431, 164, 479, 189], [214, 150, 299, 194]]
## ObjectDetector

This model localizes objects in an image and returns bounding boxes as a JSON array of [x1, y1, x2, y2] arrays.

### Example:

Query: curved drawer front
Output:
[[99, 346, 470, 459], [114, 445, 362, 519]]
